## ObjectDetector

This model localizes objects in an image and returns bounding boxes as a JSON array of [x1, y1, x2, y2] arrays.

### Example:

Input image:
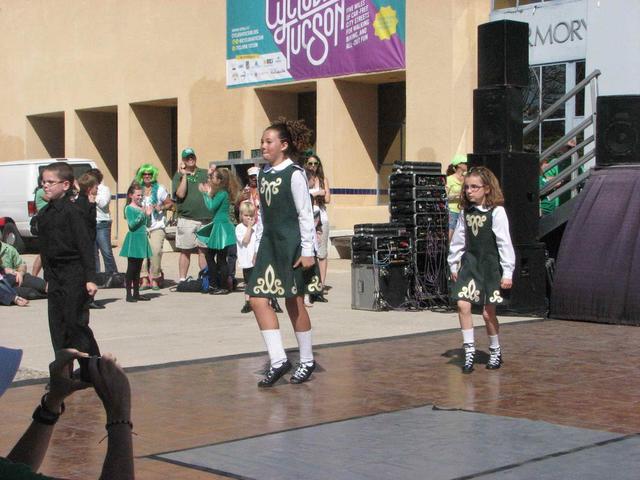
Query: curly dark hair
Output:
[[265, 117, 313, 163]]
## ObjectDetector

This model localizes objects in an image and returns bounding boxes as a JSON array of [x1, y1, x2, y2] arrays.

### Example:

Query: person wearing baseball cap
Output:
[[237, 165, 262, 225], [172, 148, 210, 282], [446, 154, 468, 242], [0, 347, 134, 479]]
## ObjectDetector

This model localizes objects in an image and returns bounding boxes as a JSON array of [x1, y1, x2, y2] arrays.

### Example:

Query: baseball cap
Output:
[[451, 154, 467, 166], [0, 346, 23, 398], [247, 166, 260, 176], [181, 148, 196, 159]]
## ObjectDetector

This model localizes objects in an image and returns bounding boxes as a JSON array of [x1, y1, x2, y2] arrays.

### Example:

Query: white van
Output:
[[0, 158, 97, 252]]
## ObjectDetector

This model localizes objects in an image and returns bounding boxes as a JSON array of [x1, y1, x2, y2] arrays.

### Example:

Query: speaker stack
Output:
[[389, 162, 449, 306], [351, 223, 412, 311], [470, 20, 547, 315]]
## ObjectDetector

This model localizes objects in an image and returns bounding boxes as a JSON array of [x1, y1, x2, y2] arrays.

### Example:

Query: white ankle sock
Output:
[[462, 329, 475, 345], [261, 329, 287, 367], [295, 329, 314, 364], [489, 335, 500, 349]]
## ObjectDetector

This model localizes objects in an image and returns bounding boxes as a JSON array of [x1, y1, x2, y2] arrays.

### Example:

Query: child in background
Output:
[[120, 182, 153, 303], [236, 201, 282, 314], [247, 119, 322, 387], [448, 166, 515, 374], [75, 173, 104, 309], [196, 167, 239, 295]]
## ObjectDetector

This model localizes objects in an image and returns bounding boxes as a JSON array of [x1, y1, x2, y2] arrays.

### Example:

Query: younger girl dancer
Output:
[[448, 166, 515, 373], [248, 119, 322, 387], [120, 182, 153, 302], [196, 167, 239, 294]]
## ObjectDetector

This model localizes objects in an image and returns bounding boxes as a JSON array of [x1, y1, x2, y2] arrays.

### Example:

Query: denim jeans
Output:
[[0, 277, 18, 305], [96, 220, 118, 274]]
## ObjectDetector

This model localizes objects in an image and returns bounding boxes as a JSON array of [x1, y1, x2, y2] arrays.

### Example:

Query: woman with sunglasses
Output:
[[135, 164, 173, 291], [305, 154, 331, 300]]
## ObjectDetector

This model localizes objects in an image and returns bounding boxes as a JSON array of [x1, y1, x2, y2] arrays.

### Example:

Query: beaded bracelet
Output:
[[105, 420, 133, 430]]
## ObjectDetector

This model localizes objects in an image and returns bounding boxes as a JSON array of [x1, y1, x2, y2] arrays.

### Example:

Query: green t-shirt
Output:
[[171, 168, 210, 221], [446, 175, 463, 214], [0, 242, 26, 270], [35, 188, 48, 212], [539, 165, 560, 215]]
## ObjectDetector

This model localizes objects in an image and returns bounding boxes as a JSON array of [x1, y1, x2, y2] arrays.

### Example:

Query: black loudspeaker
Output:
[[478, 20, 529, 88], [498, 243, 547, 316], [468, 153, 539, 245], [473, 86, 524, 154], [596, 95, 640, 166]]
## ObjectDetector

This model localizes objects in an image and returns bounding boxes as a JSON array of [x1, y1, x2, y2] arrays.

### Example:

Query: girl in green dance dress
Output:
[[248, 119, 322, 387], [196, 167, 239, 294], [448, 167, 515, 374], [120, 182, 152, 303]]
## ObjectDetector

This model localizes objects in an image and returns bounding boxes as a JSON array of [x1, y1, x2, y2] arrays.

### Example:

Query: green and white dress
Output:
[[119, 205, 152, 259], [196, 190, 236, 250], [448, 205, 515, 305], [247, 160, 322, 298]]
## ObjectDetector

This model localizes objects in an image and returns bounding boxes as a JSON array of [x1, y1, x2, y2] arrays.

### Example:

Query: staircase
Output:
[[528, 69, 601, 238]]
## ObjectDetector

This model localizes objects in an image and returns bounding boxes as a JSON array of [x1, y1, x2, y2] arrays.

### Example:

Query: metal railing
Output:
[[529, 69, 601, 204]]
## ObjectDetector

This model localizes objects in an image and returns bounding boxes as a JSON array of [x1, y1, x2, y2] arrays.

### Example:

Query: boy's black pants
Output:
[[46, 260, 100, 356]]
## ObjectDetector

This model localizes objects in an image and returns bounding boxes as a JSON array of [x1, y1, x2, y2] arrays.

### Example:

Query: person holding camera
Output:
[[172, 148, 210, 283], [0, 347, 134, 479]]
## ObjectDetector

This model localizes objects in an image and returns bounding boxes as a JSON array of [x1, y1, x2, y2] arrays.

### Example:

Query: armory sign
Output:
[[491, 0, 587, 65]]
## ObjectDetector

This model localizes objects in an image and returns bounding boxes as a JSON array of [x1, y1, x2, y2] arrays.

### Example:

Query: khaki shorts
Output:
[[175, 217, 206, 250]]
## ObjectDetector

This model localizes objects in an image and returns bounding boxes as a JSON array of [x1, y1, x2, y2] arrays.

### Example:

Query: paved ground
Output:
[[1, 252, 531, 376], [3, 252, 639, 479]]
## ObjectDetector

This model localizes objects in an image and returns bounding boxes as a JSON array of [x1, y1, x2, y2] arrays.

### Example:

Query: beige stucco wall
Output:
[[0, 0, 490, 243]]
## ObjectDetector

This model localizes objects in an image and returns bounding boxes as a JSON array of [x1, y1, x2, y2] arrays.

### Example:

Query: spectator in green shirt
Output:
[[0, 242, 47, 300], [171, 148, 210, 282]]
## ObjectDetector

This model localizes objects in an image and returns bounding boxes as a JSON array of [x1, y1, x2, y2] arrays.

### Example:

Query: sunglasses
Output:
[[306, 161, 319, 166]]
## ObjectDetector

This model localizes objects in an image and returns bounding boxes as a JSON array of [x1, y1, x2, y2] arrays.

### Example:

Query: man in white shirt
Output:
[[89, 169, 119, 274]]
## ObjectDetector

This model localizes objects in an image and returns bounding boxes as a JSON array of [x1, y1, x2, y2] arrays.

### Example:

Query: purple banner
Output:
[[227, 0, 406, 87]]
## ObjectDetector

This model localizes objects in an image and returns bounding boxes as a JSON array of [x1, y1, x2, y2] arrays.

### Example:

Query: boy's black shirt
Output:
[[38, 194, 97, 283]]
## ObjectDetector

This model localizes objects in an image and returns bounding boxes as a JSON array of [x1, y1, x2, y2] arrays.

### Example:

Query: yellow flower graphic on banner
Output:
[[373, 6, 399, 41]]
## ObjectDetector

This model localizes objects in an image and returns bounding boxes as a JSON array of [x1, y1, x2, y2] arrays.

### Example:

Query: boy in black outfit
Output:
[[37, 162, 100, 356]]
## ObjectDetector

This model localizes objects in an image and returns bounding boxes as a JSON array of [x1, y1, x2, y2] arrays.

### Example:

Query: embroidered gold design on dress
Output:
[[307, 275, 322, 293], [466, 214, 487, 236], [252, 265, 285, 295], [259, 177, 282, 206], [458, 279, 480, 302], [489, 290, 504, 303]]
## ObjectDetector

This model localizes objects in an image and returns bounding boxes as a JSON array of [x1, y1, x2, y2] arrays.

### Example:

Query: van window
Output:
[[38, 163, 93, 181]]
